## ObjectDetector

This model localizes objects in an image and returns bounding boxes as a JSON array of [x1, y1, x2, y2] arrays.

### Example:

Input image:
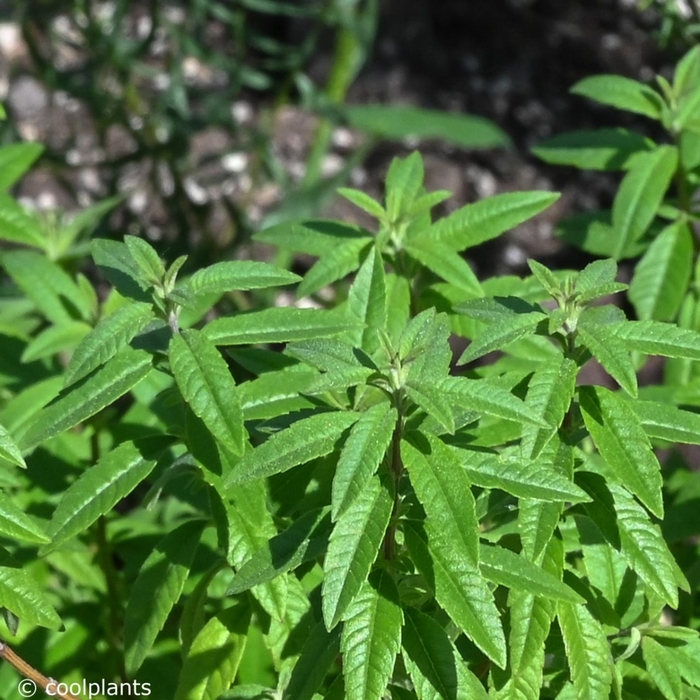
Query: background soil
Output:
[[0, 0, 677, 279]]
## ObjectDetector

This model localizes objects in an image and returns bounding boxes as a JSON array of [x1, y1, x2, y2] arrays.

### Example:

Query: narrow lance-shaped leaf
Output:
[[332, 403, 397, 521], [226, 509, 330, 594], [285, 622, 341, 700], [402, 434, 479, 567], [557, 601, 614, 700], [344, 105, 509, 150], [463, 453, 589, 503], [424, 191, 559, 251], [170, 329, 246, 457], [19, 346, 153, 452], [182, 260, 300, 299], [0, 423, 26, 468], [532, 128, 653, 171], [478, 544, 583, 603], [174, 601, 250, 700], [124, 519, 207, 675], [0, 142, 43, 190], [579, 385, 664, 518], [401, 607, 490, 700], [641, 637, 683, 700], [457, 312, 546, 364], [42, 438, 171, 552], [629, 222, 693, 322], [322, 474, 393, 629], [64, 301, 155, 386], [204, 308, 361, 345], [0, 547, 62, 630], [610, 145, 678, 259], [0, 491, 49, 544], [521, 355, 578, 458], [404, 239, 482, 297], [297, 238, 371, 298], [225, 411, 358, 487], [611, 320, 700, 360], [577, 473, 681, 608], [632, 399, 700, 444], [341, 570, 403, 700], [403, 520, 506, 668], [577, 321, 638, 397], [571, 74, 664, 119], [441, 376, 548, 427], [347, 247, 387, 352]]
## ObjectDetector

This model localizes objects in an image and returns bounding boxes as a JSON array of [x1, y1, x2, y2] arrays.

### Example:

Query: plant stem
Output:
[[91, 434, 127, 682], [0, 641, 80, 700], [383, 389, 404, 561]]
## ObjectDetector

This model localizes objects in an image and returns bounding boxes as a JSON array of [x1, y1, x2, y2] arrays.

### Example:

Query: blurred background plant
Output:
[[639, 0, 700, 48], [0, 0, 510, 273]]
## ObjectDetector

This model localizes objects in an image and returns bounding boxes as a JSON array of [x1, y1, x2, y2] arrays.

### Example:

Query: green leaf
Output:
[[182, 260, 299, 299], [226, 509, 329, 594], [297, 238, 371, 298], [579, 385, 663, 517], [527, 259, 562, 298], [338, 187, 387, 219], [21, 321, 90, 364], [124, 519, 206, 675], [611, 320, 700, 360], [322, 474, 393, 629], [285, 622, 341, 700], [456, 312, 545, 364], [401, 607, 489, 700], [478, 544, 583, 603], [402, 434, 479, 567], [124, 235, 165, 283], [632, 399, 700, 444], [610, 145, 678, 259], [464, 452, 588, 503], [343, 105, 509, 149], [577, 322, 638, 397], [174, 602, 250, 700], [641, 637, 682, 700], [204, 308, 361, 345], [403, 520, 506, 668], [43, 438, 169, 552], [332, 403, 397, 521], [0, 423, 26, 468], [254, 219, 370, 257], [578, 474, 681, 607], [404, 240, 482, 297], [425, 191, 560, 251], [170, 329, 246, 457], [347, 247, 387, 352], [341, 570, 403, 700], [64, 301, 155, 386], [629, 221, 692, 322], [571, 75, 664, 119], [91, 238, 151, 301], [0, 194, 44, 248], [2, 249, 92, 323], [385, 152, 424, 219], [0, 491, 49, 544], [19, 347, 152, 451], [674, 45, 700, 97], [0, 548, 62, 630], [557, 601, 614, 700], [405, 381, 455, 435], [522, 355, 578, 458], [225, 411, 358, 487], [441, 376, 547, 427], [532, 128, 653, 170], [0, 142, 43, 190]]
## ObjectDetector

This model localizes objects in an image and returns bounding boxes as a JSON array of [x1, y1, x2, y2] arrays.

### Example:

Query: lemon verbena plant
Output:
[[1, 143, 700, 700]]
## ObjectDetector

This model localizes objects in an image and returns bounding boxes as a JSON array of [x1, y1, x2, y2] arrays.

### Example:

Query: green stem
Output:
[[91, 434, 127, 682], [383, 389, 404, 561]]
